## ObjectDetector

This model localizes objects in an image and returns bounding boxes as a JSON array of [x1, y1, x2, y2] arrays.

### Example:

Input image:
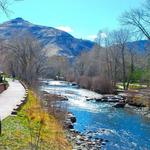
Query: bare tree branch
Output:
[[0, 0, 22, 16], [120, 1, 150, 40]]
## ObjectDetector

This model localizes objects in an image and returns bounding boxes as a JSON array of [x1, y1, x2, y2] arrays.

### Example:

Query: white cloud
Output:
[[87, 35, 97, 41], [56, 26, 73, 33], [100, 32, 107, 39], [87, 32, 107, 41]]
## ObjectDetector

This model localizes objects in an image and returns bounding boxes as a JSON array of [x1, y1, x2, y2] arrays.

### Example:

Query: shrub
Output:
[[91, 76, 114, 94], [66, 74, 76, 82], [78, 76, 92, 89]]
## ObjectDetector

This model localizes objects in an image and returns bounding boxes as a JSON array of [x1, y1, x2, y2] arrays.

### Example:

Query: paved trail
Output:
[[0, 79, 25, 120]]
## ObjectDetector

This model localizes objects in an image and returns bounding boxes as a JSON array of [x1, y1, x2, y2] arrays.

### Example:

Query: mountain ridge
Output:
[[0, 18, 149, 57], [0, 18, 95, 58]]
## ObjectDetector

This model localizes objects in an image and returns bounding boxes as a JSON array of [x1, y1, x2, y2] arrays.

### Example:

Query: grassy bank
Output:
[[116, 82, 147, 90], [116, 83, 150, 109], [0, 91, 71, 150]]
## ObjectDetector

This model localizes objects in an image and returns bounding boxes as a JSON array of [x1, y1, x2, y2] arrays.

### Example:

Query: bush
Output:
[[76, 75, 114, 94], [91, 76, 114, 94], [66, 74, 76, 82], [78, 76, 92, 89]]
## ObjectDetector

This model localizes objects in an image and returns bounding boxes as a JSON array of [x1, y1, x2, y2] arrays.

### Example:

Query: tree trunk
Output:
[[121, 46, 126, 90]]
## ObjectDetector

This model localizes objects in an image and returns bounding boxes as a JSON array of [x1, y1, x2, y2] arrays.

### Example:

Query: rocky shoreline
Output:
[[64, 112, 109, 150], [86, 93, 150, 119], [63, 102, 150, 150], [41, 88, 150, 150], [125, 104, 150, 118], [42, 91, 109, 149]]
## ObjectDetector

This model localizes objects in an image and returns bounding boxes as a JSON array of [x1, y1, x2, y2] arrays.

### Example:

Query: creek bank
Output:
[[41, 80, 150, 149], [64, 112, 108, 150], [42, 90, 68, 101], [95, 95, 125, 102], [69, 81, 150, 115], [119, 90, 150, 118], [86, 94, 126, 108], [42, 91, 107, 149], [41, 91, 104, 149], [49, 80, 150, 115], [125, 104, 150, 118], [85, 92, 150, 117]]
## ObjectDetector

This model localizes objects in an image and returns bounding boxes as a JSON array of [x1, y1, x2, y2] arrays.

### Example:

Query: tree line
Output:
[[45, 0, 150, 93], [0, 0, 150, 92]]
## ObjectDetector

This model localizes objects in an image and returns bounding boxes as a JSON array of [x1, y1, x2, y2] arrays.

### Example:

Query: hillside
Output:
[[0, 18, 94, 58], [127, 40, 150, 53]]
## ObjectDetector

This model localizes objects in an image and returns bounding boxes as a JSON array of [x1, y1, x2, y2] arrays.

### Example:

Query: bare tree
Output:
[[104, 34, 121, 86], [111, 29, 131, 90], [0, 0, 23, 16], [125, 44, 138, 89], [4, 34, 48, 86], [47, 56, 70, 79], [0, 0, 10, 15], [120, 0, 150, 40]]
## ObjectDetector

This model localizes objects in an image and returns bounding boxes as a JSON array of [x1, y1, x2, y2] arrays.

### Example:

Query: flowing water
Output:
[[41, 80, 150, 150]]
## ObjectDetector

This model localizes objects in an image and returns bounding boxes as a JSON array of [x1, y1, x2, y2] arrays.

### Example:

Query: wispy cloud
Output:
[[56, 26, 73, 33], [87, 35, 97, 41], [99, 32, 107, 39]]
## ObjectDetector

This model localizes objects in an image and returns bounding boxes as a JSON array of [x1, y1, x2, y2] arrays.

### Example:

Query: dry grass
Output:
[[42, 94, 68, 123], [126, 90, 150, 108], [0, 90, 71, 150]]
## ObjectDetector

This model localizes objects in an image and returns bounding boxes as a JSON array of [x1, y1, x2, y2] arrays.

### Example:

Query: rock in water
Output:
[[113, 102, 126, 108]]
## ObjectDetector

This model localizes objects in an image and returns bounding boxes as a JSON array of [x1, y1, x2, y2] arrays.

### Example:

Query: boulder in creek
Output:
[[113, 102, 126, 108], [64, 120, 74, 129], [67, 113, 77, 123]]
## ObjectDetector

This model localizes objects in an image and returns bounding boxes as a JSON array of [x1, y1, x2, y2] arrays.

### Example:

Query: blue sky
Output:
[[0, 0, 143, 40]]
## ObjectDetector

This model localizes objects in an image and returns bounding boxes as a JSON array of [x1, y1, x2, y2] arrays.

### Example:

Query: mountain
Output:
[[0, 18, 94, 58], [127, 40, 150, 53]]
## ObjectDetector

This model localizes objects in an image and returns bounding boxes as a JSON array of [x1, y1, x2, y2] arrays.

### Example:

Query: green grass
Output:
[[0, 91, 71, 150], [0, 116, 30, 149], [116, 82, 147, 90]]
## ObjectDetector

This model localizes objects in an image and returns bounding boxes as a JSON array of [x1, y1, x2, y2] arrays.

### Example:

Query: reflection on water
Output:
[[41, 80, 150, 150]]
